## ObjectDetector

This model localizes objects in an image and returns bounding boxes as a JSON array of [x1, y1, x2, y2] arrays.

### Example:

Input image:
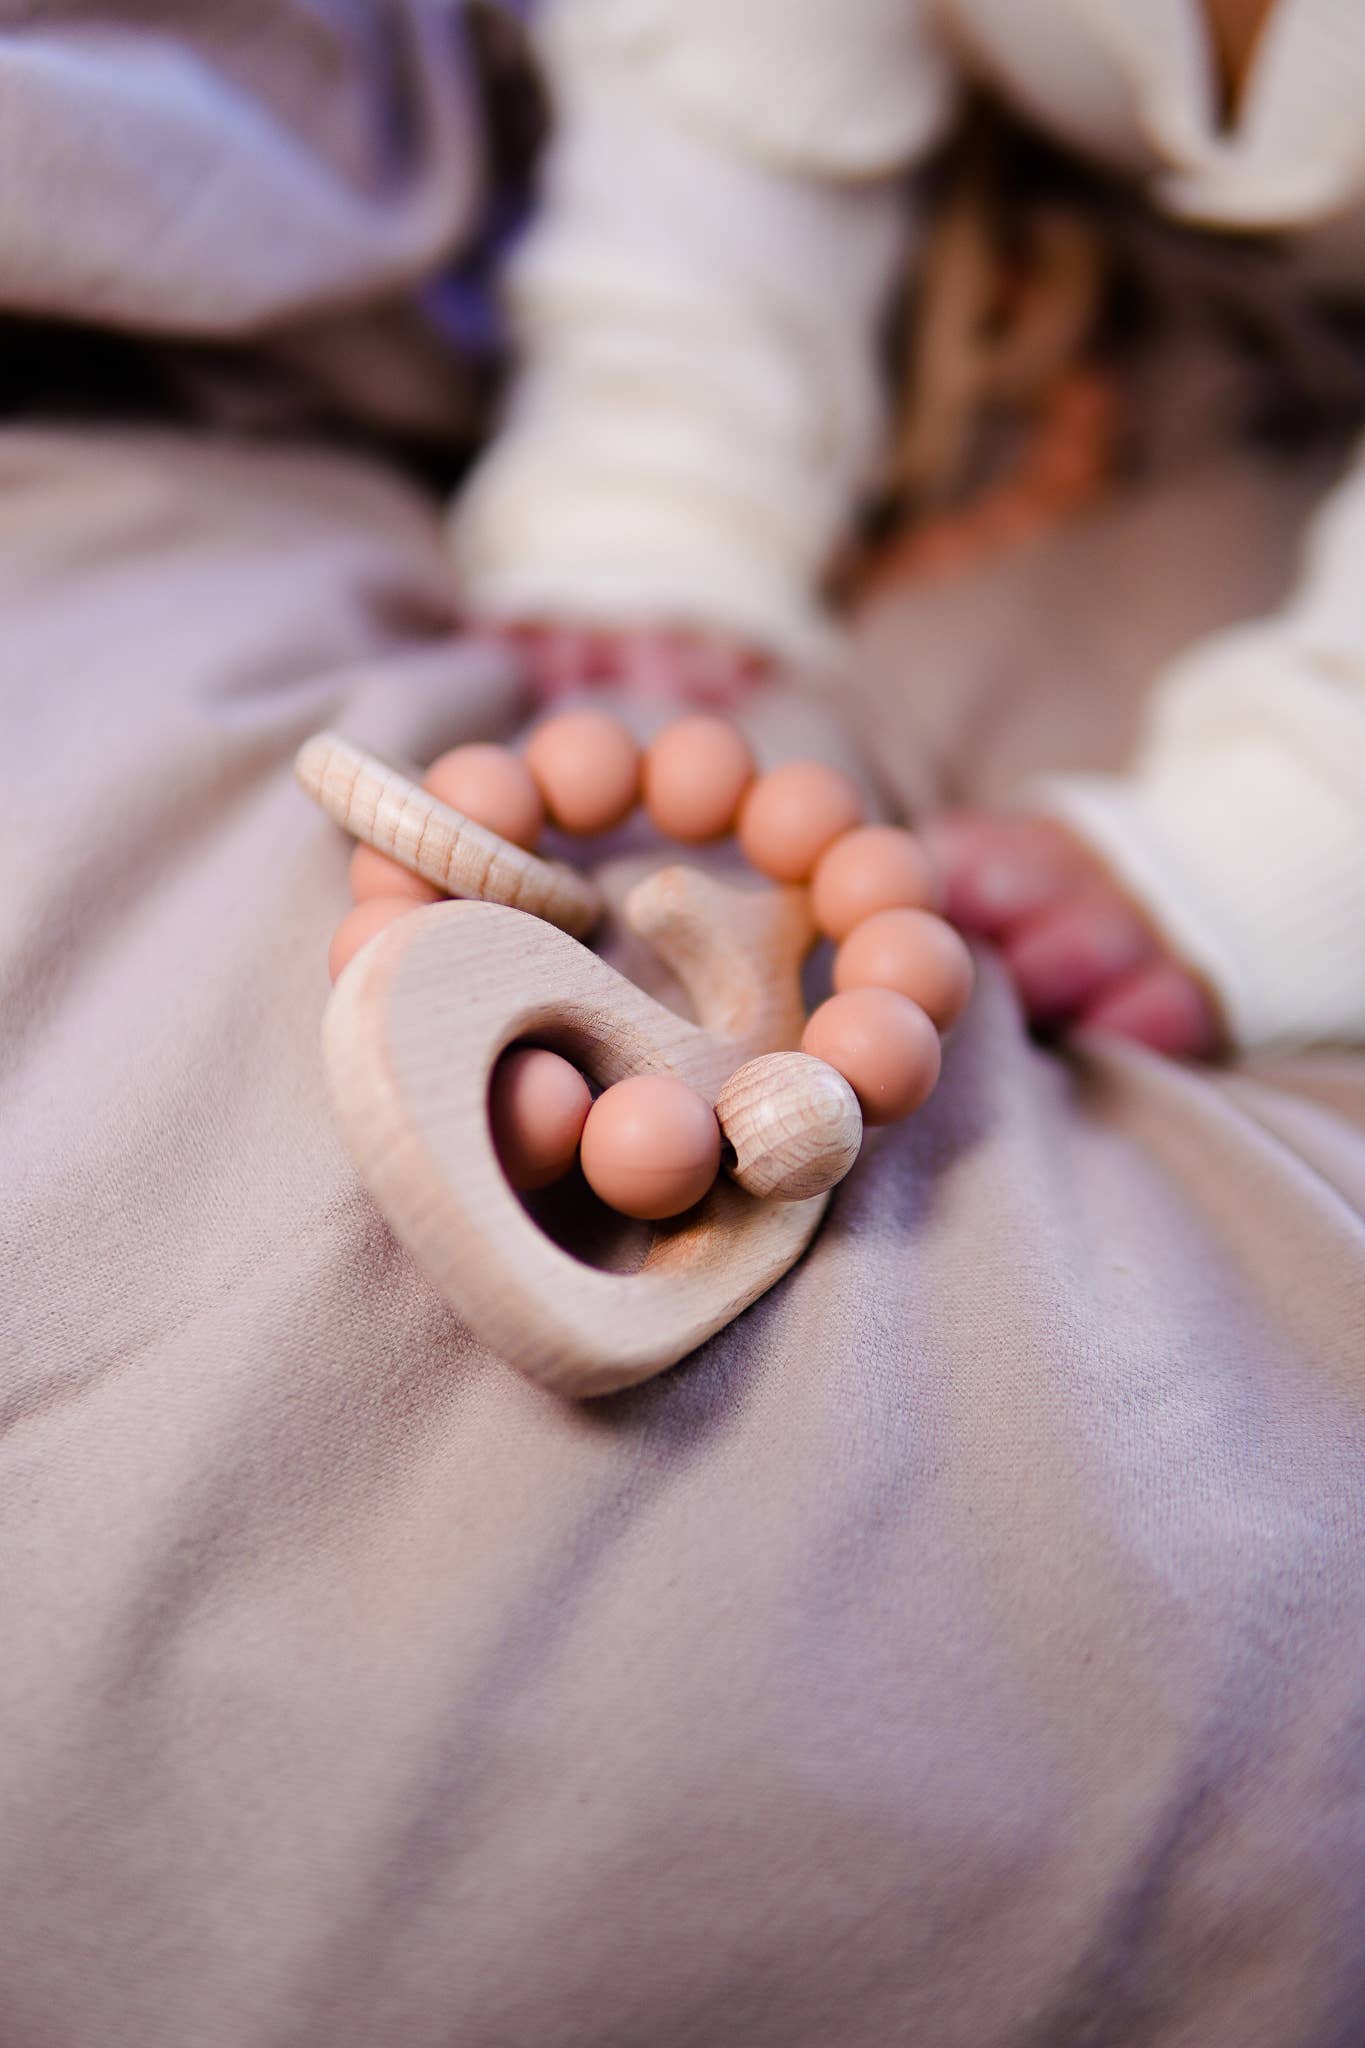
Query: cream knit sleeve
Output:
[[447, 0, 954, 665], [1036, 448, 1365, 1050]]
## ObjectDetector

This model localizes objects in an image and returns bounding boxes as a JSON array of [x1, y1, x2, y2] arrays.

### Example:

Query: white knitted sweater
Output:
[[450, 0, 1365, 1050]]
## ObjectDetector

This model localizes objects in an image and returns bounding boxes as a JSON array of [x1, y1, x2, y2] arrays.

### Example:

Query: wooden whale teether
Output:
[[297, 720, 968, 1397]]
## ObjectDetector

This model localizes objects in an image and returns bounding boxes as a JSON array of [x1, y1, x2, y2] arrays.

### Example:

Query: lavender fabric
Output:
[[2, 8, 1365, 2046]]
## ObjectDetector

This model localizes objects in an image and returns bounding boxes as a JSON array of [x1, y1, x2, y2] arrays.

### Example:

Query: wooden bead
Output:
[[811, 826, 937, 941], [642, 715, 755, 842], [425, 743, 544, 850], [833, 907, 975, 1029], [716, 1053, 862, 1202], [737, 761, 864, 883], [328, 896, 414, 982], [801, 988, 941, 1125], [524, 709, 640, 835], [489, 1047, 591, 1192], [580, 1074, 721, 1220]]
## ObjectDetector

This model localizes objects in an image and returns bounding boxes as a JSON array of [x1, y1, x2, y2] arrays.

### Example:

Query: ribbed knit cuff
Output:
[[448, 471, 845, 671], [1034, 739, 1365, 1050]]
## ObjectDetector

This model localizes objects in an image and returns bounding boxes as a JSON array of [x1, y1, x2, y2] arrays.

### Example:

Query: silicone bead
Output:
[[800, 988, 941, 1125], [811, 826, 937, 941], [524, 709, 641, 835], [736, 761, 864, 883], [490, 1047, 592, 1192], [833, 907, 975, 1029], [580, 1074, 721, 1220], [328, 896, 414, 982], [642, 715, 755, 842], [349, 843, 442, 906], [348, 744, 542, 903], [425, 743, 545, 850]]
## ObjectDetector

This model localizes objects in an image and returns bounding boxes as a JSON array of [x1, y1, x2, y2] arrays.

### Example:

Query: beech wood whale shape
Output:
[[322, 862, 828, 1397]]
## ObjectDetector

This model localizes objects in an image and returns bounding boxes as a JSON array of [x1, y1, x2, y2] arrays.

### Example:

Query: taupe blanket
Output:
[[3, 9, 1364, 2046]]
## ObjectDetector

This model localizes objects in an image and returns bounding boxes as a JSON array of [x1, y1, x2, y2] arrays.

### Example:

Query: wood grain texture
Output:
[[296, 730, 601, 937], [623, 865, 813, 1054], [715, 1053, 863, 1201], [323, 872, 831, 1396]]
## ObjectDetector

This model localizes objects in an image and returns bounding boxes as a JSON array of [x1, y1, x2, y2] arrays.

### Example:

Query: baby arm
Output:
[[932, 446, 1365, 1053], [449, 0, 954, 694]]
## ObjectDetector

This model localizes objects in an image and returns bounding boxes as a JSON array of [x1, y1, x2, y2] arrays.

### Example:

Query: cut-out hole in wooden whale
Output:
[[323, 864, 837, 1398]]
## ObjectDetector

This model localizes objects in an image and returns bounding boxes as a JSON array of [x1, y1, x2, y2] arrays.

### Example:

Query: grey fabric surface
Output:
[[0, 0, 478, 335], [2, 6, 1365, 2044], [3, 418, 1365, 2048], [0, 0, 485, 441]]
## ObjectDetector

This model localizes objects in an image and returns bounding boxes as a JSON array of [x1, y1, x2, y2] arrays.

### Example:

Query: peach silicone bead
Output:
[[425, 743, 545, 850], [349, 743, 542, 904], [833, 907, 975, 1030], [736, 761, 864, 883], [328, 896, 415, 982], [524, 709, 640, 835], [641, 715, 754, 842], [489, 1047, 592, 1192], [811, 826, 937, 941], [579, 1074, 722, 1220], [349, 842, 442, 906], [801, 988, 941, 1125]]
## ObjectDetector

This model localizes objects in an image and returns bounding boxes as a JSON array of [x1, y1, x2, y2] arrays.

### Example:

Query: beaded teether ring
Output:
[[297, 712, 971, 1394]]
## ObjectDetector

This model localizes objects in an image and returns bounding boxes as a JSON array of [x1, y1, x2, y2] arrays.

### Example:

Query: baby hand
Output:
[[472, 621, 769, 707], [924, 812, 1222, 1057]]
